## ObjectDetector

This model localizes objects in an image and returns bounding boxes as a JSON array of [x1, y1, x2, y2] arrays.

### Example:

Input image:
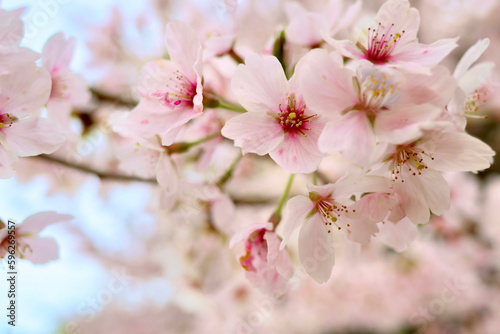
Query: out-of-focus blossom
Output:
[[42, 33, 90, 127], [231, 222, 293, 293], [0, 62, 65, 178], [0, 212, 72, 264]]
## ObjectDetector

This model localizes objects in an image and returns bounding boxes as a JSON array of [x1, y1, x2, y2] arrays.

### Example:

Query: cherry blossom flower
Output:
[[0, 63, 66, 178], [445, 39, 495, 130], [285, 0, 361, 47], [378, 131, 495, 225], [129, 20, 203, 146], [42, 33, 90, 126], [222, 53, 325, 173], [0, 8, 39, 72], [327, 0, 458, 73], [280, 175, 394, 282], [301, 49, 455, 165], [230, 222, 293, 293], [0, 212, 73, 264]]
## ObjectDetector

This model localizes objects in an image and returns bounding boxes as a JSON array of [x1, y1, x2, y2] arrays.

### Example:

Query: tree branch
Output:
[[35, 154, 157, 184], [89, 88, 138, 108]]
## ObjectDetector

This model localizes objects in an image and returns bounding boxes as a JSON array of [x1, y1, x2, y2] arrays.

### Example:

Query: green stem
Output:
[[166, 132, 221, 154], [217, 98, 247, 113], [270, 174, 295, 228], [228, 48, 244, 64], [216, 153, 243, 188], [188, 132, 221, 147], [273, 30, 288, 79]]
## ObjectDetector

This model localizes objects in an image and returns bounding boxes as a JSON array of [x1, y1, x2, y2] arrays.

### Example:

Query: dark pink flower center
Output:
[[362, 23, 405, 64], [0, 113, 16, 129], [151, 69, 197, 108], [239, 229, 267, 272], [277, 95, 316, 136], [163, 70, 197, 108]]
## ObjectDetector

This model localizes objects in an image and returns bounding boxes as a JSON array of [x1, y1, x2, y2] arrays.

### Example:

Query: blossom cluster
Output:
[[1, 0, 500, 332]]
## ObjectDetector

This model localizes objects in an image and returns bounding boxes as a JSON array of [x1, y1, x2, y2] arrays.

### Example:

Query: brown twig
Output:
[[36, 154, 157, 184]]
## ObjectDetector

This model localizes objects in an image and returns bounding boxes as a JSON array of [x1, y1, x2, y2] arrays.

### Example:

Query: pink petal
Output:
[[156, 153, 178, 211], [22, 237, 59, 264], [229, 223, 272, 248], [377, 217, 418, 252], [2, 117, 65, 157], [0, 146, 17, 179], [395, 168, 450, 224], [400, 66, 456, 108], [422, 132, 494, 172], [42, 32, 75, 72], [211, 194, 236, 236], [318, 110, 375, 165], [21, 211, 73, 234], [301, 49, 358, 116], [392, 38, 459, 72], [270, 133, 323, 173], [298, 213, 335, 283], [334, 175, 392, 198], [265, 232, 293, 279], [221, 112, 284, 155], [165, 20, 201, 82], [453, 39, 490, 79], [280, 195, 315, 248], [231, 54, 287, 113], [374, 104, 441, 144], [0, 62, 51, 118]]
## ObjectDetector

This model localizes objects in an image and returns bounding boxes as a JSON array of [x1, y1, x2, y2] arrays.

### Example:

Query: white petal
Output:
[[454, 39, 490, 79], [270, 133, 322, 174], [298, 214, 335, 283], [458, 62, 494, 94], [22, 237, 59, 264], [231, 54, 287, 113], [2, 117, 65, 157], [318, 110, 375, 165], [221, 112, 284, 155], [165, 20, 201, 81], [300, 49, 358, 116], [21, 211, 73, 234], [376, 217, 418, 252], [280, 195, 315, 248], [422, 132, 494, 172]]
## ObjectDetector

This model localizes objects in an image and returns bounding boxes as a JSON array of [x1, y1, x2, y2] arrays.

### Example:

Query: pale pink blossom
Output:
[[379, 131, 495, 225], [301, 49, 455, 165], [280, 175, 394, 282], [222, 54, 325, 173], [376, 217, 418, 252], [0, 212, 72, 264], [42, 33, 90, 126], [111, 130, 179, 211], [0, 63, 65, 178], [327, 0, 458, 73], [445, 39, 495, 130], [231, 222, 293, 293], [0, 8, 39, 72], [127, 20, 203, 146], [285, 0, 361, 47]]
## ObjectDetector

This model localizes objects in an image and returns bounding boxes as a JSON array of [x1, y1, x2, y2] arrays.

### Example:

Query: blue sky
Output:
[[1, 1, 168, 333]]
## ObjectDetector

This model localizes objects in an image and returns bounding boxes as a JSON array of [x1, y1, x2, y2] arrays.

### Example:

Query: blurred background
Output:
[[1, 0, 500, 333]]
